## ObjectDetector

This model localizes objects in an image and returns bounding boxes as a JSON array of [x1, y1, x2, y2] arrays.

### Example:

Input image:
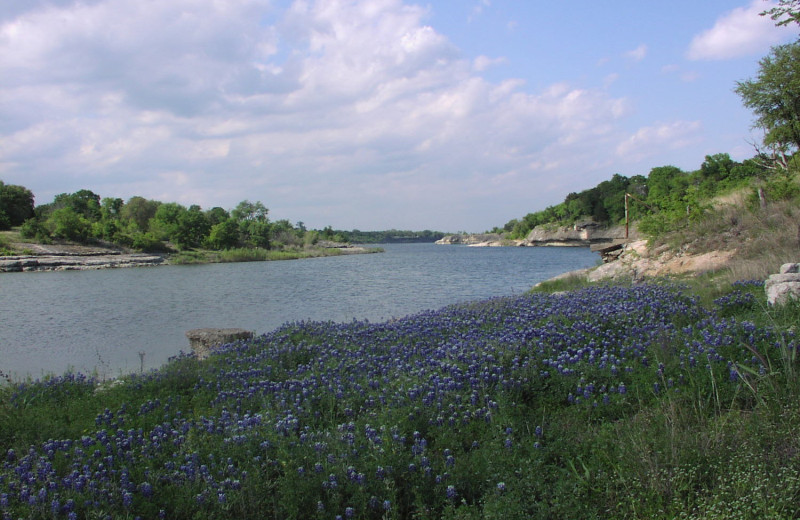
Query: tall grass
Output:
[[649, 193, 800, 283]]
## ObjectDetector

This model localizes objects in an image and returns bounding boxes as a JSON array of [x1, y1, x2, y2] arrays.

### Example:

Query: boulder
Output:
[[186, 328, 254, 359], [766, 264, 800, 305]]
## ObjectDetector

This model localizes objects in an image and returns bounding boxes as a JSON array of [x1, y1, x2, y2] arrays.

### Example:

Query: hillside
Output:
[[536, 190, 800, 288]]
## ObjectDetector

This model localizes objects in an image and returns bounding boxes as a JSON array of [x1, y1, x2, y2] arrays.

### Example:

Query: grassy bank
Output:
[[1, 277, 799, 519], [168, 246, 383, 265]]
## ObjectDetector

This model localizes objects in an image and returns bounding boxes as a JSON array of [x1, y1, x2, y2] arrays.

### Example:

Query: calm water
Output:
[[0, 244, 597, 378]]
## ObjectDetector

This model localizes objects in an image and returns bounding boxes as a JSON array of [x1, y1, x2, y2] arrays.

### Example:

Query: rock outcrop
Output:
[[436, 223, 636, 248], [525, 223, 633, 246], [435, 234, 523, 247], [766, 263, 800, 305], [585, 240, 735, 282], [185, 328, 254, 360], [0, 252, 164, 272], [537, 239, 736, 287]]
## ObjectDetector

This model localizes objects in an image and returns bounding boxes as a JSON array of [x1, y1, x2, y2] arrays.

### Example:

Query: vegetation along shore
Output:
[[0, 189, 430, 272]]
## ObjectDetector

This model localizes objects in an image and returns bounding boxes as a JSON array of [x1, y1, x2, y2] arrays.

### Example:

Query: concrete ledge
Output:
[[186, 328, 254, 359]]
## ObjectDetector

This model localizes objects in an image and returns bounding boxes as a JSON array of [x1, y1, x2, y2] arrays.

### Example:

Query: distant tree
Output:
[[150, 202, 186, 241], [94, 197, 124, 240], [101, 197, 124, 219], [232, 200, 270, 248], [205, 207, 229, 227], [174, 206, 211, 249], [120, 196, 160, 232], [735, 42, 800, 156], [646, 166, 687, 211], [231, 200, 269, 222], [206, 219, 240, 250], [50, 189, 102, 221], [0, 181, 35, 228], [46, 208, 91, 242]]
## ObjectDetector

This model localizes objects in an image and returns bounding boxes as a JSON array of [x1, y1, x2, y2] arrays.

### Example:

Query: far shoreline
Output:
[[0, 241, 383, 273]]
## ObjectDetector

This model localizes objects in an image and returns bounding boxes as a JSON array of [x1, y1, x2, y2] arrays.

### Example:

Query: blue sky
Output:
[[0, 0, 796, 232]]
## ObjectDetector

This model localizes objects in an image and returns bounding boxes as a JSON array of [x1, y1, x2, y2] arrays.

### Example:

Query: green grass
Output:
[[168, 246, 382, 265], [530, 272, 597, 294]]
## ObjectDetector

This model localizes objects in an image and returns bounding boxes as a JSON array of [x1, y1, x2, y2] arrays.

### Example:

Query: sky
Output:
[[0, 0, 797, 232]]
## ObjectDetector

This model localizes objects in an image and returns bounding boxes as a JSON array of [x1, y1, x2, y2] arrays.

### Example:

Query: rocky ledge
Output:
[[541, 239, 736, 286], [0, 251, 164, 272], [436, 223, 636, 248]]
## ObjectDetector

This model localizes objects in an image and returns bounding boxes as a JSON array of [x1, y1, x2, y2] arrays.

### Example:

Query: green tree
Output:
[[174, 206, 211, 249], [232, 200, 270, 248], [120, 196, 160, 232], [205, 207, 229, 227], [92, 197, 124, 240], [0, 181, 35, 229], [150, 202, 186, 241], [206, 219, 240, 250], [50, 189, 102, 221], [46, 208, 91, 242], [762, 0, 800, 28], [646, 165, 687, 212], [735, 42, 800, 155]]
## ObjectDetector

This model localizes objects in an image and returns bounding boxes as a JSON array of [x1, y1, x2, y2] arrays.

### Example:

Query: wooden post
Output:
[[624, 193, 629, 239]]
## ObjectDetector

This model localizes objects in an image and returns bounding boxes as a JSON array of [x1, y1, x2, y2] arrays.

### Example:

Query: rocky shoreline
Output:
[[0, 251, 165, 272], [436, 223, 636, 248]]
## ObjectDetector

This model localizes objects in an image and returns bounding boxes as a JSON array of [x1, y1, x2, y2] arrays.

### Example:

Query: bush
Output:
[[19, 218, 50, 242], [46, 207, 91, 242], [129, 231, 169, 252]]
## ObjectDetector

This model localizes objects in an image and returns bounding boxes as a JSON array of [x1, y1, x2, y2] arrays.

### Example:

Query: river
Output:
[[0, 243, 597, 379]]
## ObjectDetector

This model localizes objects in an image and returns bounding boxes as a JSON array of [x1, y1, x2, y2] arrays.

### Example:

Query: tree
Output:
[[206, 219, 240, 250], [231, 200, 270, 248], [0, 181, 35, 228], [205, 207, 229, 227], [120, 196, 160, 232], [762, 0, 800, 28], [150, 202, 186, 241], [735, 42, 800, 155], [174, 207, 211, 249], [51, 189, 102, 221], [231, 200, 269, 222], [646, 166, 687, 212], [46, 208, 91, 242]]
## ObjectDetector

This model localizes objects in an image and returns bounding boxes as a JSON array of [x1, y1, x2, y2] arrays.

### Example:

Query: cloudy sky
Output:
[[0, 0, 796, 232]]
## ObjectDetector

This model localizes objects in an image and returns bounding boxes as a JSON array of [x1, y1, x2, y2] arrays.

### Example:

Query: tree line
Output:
[[0, 187, 345, 252], [494, 153, 778, 239]]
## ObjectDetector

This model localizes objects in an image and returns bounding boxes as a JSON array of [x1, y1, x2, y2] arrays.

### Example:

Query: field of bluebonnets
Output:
[[2, 280, 800, 519]]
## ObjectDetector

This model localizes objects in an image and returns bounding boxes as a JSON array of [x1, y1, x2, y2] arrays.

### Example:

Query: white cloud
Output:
[[473, 55, 507, 72], [616, 121, 703, 162], [0, 0, 657, 230], [469, 0, 491, 21], [687, 0, 795, 60], [625, 44, 648, 62]]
